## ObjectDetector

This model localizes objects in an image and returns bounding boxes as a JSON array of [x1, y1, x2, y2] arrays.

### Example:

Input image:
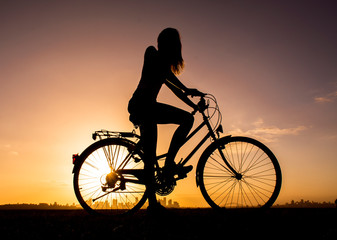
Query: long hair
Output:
[[157, 28, 184, 75]]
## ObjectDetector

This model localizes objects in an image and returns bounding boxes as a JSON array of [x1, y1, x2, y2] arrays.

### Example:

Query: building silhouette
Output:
[[274, 199, 335, 208], [158, 197, 180, 208], [3, 198, 335, 209]]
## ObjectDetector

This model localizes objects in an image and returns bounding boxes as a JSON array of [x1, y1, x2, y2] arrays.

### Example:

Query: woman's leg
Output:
[[154, 103, 194, 165], [136, 102, 193, 206], [139, 121, 158, 206]]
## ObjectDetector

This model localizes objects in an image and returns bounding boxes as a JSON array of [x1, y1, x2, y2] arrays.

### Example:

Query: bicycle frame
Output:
[[156, 112, 214, 164], [155, 97, 239, 177], [88, 96, 240, 183]]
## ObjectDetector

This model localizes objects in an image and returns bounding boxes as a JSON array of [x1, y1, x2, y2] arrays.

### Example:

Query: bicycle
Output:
[[72, 94, 282, 215]]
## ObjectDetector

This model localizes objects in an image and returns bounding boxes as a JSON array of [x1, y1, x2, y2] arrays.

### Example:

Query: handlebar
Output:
[[190, 93, 223, 136], [191, 95, 209, 115]]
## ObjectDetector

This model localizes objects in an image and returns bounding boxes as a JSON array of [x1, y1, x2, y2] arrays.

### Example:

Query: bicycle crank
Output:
[[154, 175, 176, 196]]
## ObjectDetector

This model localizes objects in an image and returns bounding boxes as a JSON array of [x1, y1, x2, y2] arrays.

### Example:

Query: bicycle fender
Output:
[[72, 137, 139, 174], [195, 135, 232, 187]]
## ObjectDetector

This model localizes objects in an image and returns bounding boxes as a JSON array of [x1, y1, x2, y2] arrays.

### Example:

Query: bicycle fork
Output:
[[216, 143, 242, 180], [201, 111, 241, 179], [195, 135, 242, 188]]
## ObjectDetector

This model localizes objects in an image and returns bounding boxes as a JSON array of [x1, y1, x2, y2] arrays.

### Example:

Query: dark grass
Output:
[[0, 208, 336, 240]]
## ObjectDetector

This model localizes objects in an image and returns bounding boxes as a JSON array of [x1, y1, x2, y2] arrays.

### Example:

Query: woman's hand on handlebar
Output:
[[184, 88, 206, 115], [191, 94, 208, 115]]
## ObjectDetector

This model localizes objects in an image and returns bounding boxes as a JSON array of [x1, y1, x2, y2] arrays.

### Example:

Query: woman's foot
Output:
[[164, 162, 193, 179]]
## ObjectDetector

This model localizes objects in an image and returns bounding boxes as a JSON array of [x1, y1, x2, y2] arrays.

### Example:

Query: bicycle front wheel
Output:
[[198, 136, 281, 209], [73, 138, 147, 215]]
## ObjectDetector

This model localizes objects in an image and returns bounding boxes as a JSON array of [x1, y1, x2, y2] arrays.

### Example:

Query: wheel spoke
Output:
[[74, 139, 147, 215], [200, 137, 281, 209]]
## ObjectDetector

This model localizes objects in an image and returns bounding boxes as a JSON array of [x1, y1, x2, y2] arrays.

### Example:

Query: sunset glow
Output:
[[1, 0, 336, 207]]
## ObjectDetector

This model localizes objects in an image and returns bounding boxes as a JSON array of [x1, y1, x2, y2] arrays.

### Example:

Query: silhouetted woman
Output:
[[128, 28, 203, 211]]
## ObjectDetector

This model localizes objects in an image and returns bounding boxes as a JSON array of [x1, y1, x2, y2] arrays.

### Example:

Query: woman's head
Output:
[[157, 28, 184, 74]]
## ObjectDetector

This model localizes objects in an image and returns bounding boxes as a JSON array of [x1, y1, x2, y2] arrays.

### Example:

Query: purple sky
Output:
[[0, 0, 336, 206]]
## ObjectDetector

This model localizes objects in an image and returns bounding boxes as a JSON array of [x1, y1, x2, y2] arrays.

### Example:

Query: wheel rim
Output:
[[202, 138, 280, 208], [75, 140, 146, 214]]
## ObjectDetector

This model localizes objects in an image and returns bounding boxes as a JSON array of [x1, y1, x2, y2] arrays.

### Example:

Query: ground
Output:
[[0, 208, 336, 239]]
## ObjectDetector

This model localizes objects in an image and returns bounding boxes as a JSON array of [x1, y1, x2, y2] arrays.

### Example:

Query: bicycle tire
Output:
[[73, 138, 147, 215], [197, 136, 281, 209]]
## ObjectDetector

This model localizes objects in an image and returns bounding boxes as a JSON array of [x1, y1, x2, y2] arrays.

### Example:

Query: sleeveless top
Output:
[[128, 46, 170, 123]]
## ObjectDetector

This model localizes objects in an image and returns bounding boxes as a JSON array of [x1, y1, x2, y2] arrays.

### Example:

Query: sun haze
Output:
[[0, 0, 336, 207]]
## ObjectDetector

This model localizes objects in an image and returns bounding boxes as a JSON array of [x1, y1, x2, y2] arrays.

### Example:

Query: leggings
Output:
[[136, 102, 194, 165], [129, 101, 194, 203]]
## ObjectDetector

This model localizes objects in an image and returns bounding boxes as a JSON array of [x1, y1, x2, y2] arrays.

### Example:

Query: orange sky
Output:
[[1, 0, 337, 207]]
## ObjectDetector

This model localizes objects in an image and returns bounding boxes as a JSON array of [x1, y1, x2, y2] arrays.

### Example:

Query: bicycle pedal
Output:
[[177, 173, 188, 180]]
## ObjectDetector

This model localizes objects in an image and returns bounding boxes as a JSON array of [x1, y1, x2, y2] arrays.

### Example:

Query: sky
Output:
[[0, 0, 336, 207]]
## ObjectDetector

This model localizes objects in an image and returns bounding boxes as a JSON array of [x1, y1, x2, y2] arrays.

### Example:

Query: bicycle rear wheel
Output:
[[198, 136, 281, 209], [73, 138, 147, 215]]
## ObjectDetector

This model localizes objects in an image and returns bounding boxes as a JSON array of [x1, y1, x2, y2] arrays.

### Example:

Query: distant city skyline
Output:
[[1, 198, 336, 210], [158, 197, 180, 208], [0, 197, 181, 210], [1, 0, 336, 206]]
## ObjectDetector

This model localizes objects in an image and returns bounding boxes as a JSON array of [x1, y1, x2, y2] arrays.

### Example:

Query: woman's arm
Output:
[[166, 72, 204, 96], [165, 73, 204, 110], [165, 79, 197, 110], [166, 71, 188, 92]]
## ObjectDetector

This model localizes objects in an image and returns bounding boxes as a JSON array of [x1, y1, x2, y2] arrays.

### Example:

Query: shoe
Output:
[[176, 164, 193, 179], [164, 162, 193, 179]]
